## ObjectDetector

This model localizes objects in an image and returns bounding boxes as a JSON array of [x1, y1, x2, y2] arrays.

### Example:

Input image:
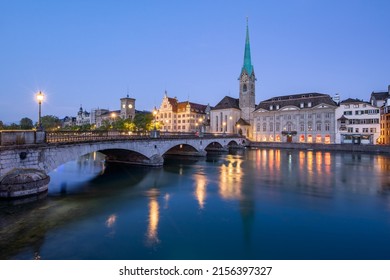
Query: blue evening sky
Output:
[[0, 0, 389, 123]]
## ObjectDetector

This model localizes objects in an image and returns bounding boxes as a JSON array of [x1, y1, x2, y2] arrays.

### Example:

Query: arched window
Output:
[[243, 84, 247, 92]]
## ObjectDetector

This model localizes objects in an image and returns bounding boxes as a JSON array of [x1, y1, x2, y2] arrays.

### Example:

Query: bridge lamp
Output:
[[36, 91, 44, 130], [153, 108, 158, 130]]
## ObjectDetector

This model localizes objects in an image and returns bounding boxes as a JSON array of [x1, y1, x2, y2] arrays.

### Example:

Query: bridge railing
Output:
[[45, 130, 243, 143], [0, 130, 46, 146], [0, 130, 243, 146]]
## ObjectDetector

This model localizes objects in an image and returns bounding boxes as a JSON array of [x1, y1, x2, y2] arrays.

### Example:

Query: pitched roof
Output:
[[236, 118, 250, 126], [370, 91, 389, 101], [340, 98, 370, 105], [177, 101, 208, 113], [212, 96, 240, 110], [255, 93, 337, 111]]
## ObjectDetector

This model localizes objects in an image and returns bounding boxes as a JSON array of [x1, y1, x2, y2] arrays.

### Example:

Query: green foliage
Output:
[[20, 117, 34, 129], [40, 115, 62, 131], [133, 113, 155, 131]]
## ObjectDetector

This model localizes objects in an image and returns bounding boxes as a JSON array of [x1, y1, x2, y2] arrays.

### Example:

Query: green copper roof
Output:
[[241, 20, 254, 76]]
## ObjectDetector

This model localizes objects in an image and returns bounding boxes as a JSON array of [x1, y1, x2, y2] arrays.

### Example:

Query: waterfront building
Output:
[[155, 91, 209, 133], [76, 106, 91, 126], [252, 93, 337, 143], [370, 87, 389, 107], [335, 98, 380, 144], [376, 86, 390, 144], [91, 95, 136, 128], [210, 20, 255, 138], [120, 95, 136, 120]]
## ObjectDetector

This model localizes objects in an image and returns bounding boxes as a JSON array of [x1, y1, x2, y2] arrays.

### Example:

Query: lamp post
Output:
[[111, 112, 117, 130], [36, 91, 44, 130], [153, 108, 157, 130]]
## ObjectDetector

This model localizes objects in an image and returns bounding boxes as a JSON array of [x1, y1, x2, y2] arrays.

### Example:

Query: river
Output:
[[1, 148, 390, 260]]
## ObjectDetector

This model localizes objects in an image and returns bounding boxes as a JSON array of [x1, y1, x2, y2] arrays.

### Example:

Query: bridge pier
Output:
[[0, 168, 50, 198]]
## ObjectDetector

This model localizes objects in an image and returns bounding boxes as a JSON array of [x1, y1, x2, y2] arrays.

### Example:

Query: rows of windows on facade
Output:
[[60, 22, 389, 145]]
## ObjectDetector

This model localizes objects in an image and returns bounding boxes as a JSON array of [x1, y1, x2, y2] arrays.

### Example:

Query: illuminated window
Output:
[[276, 134, 281, 142], [307, 135, 313, 143], [316, 135, 322, 143], [325, 135, 331, 144], [300, 135, 305, 142]]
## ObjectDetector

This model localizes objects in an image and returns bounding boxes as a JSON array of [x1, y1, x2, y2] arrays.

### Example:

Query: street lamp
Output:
[[36, 91, 44, 130], [153, 108, 158, 130]]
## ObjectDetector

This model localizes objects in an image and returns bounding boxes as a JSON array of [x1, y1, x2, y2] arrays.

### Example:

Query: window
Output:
[[370, 128, 376, 133], [347, 127, 353, 133], [243, 84, 247, 92], [355, 128, 359, 133], [325, 112, 331, 118], [270, 105, 273, 110], [308, 102, 312, 107], [276, 123, 280, 131], [276, 105, 280, 110], [262, 123, 267, 132], [270, 123, 274, 132], [316, 122, 322, 131], [300, 102, 304, 108], [300, 123, 304, 132], [256, 123, 260, 132], [363, 128, 368, 133], [325, 122, 330, 131], [308, 122, 312, 131]]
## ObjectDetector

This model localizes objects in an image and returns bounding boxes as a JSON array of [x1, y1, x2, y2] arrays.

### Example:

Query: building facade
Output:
[[252, 93, 337, 143], [76, 106, 91, 126], [210, 20, 255, 137], [335, 98, 380, 144], [155, 91, 209, 133]]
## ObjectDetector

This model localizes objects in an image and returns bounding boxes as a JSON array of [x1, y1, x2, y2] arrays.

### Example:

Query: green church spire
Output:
[[241, 18, 254, 76]]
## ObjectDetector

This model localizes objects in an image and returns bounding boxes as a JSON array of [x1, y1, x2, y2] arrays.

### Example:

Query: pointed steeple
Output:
[[241, 18, 254, 76]]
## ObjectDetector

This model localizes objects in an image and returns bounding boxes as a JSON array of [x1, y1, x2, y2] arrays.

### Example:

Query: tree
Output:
[[20, 117, 34, 129], [133, 113, 155, 132], [40, 115, 61, 130], [0, 120, 4, 130]]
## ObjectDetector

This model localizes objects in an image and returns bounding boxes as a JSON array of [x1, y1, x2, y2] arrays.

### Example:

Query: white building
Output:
[[335, 98, 380, 144], [252, 93, 337, 143]]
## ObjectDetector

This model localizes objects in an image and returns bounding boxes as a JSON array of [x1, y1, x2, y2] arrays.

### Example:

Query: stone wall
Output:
[[249, 141, 390, 154]]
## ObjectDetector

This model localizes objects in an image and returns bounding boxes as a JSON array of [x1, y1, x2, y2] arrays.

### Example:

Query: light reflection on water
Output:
[[1, 149, 390, 260]]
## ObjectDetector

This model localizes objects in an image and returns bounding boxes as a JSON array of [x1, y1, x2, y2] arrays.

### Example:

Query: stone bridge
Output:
[[0, 130, 245, 198]]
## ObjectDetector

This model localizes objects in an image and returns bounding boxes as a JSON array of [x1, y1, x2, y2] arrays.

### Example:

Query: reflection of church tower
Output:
[[239, 19, 256, 122]]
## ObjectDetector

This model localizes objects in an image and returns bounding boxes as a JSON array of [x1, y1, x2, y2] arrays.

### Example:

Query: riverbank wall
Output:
[[248, 141, 390, 154]]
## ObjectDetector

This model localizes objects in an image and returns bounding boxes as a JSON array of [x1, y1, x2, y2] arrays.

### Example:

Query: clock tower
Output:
[[120, 95, 136, 120], [239, 19, 256, 122]]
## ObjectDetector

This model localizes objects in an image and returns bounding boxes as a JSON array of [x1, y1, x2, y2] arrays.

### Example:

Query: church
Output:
[[210, 20, 256, 138]]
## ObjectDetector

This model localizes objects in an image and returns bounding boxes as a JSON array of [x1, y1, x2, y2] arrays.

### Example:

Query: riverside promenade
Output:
[[248, 141, 390, 154]]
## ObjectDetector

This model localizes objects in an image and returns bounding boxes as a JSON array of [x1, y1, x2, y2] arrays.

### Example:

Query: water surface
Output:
[[1, 149, 390, 260]]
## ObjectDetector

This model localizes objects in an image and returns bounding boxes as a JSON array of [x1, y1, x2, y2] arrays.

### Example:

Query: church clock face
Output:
[[128, 104, 133, 109]]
